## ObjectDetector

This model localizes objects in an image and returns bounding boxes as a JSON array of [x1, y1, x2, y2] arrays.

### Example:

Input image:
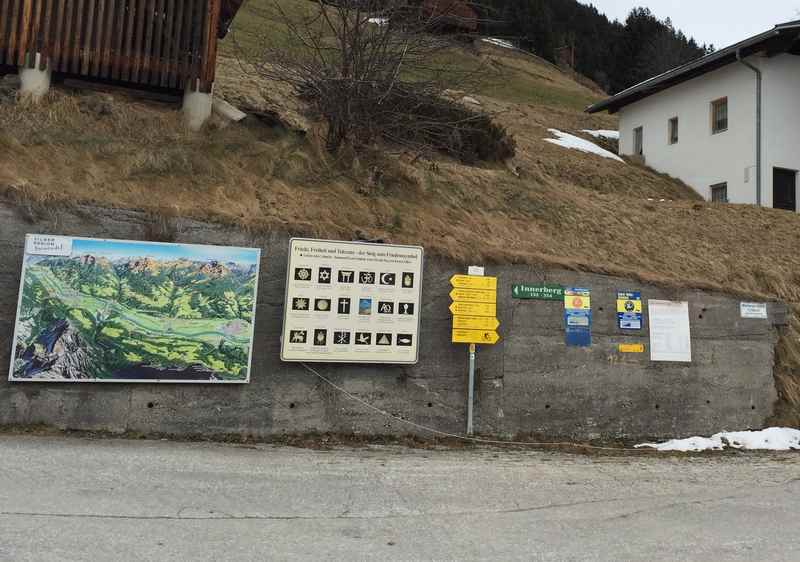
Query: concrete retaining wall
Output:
[[0, 203, 787, 440]]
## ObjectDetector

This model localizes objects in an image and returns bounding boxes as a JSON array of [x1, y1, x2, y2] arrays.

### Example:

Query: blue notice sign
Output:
[[564, 288, 592, 347], [617, 291, 642, 330]]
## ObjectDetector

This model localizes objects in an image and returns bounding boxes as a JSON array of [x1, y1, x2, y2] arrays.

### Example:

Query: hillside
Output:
[[2, 3, 800, 423]]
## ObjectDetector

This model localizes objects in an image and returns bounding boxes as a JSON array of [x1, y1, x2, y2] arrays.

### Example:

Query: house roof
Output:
[[219, 0, 246, 39], [586, 21, 800, 114]]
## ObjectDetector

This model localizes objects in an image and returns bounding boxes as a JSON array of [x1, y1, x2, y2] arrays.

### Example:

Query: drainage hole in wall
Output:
[[706, 400, 711, 405], [147, 402, 155, 409], [289, 403, 295, 409], [751, 405, 756, 410], [698, 314, 703, 319], [545, 404, 551, 409], [598, 307, 604, 312], [655, 404, 660, 410], [427, 402, 433, 408]]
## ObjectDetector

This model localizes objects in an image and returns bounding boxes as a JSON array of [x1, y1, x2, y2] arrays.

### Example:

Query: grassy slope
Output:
[[2, 0, 800, 422]]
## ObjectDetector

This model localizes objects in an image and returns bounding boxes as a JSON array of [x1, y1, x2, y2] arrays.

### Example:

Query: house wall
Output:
[[762, 53, 800, 209], [618, 53, 800, 210], [0, 202, 787, 442], [618, 61, 758, 204]]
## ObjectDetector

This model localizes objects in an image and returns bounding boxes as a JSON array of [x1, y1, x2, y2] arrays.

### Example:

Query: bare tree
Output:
[[235, 0, 513, 161]]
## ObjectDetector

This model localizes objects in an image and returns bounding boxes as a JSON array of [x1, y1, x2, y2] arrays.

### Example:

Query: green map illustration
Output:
[[11, 238, 259, 382]]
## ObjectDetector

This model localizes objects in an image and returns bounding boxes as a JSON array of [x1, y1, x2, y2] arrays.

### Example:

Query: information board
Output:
[[10, 234, 261, 383], [280, 239, 424, 364]]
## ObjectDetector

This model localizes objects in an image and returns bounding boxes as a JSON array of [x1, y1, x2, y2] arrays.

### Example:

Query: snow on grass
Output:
[[581, 129, 619, 140], [482, 38, 515, 50], [636, 428, 800, 452], [544, 129, 624, 163], [368, 17, 388, 26]]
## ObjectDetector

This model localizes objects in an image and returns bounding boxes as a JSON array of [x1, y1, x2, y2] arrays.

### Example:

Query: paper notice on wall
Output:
[[648, 300, 691, 363], [740, 302, 768, 319]]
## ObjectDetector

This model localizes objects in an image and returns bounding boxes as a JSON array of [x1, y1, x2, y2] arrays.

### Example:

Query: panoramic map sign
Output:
[[9, 235, 261, 383], [280, 238, 424, 364]]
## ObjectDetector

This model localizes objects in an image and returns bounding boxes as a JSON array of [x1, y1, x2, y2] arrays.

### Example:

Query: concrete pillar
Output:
[[18, 54, 51, 102], [182, 83, 213, 131]]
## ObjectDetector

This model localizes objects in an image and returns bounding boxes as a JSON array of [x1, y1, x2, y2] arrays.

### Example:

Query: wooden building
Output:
[[0, 0, 245, 94]]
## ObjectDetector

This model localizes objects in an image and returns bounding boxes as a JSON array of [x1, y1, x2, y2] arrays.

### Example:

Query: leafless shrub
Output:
[[235, 0, 514, 161]]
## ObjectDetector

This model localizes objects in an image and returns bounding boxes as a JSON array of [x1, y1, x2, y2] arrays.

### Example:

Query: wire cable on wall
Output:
[[300, 363, 657, 453]]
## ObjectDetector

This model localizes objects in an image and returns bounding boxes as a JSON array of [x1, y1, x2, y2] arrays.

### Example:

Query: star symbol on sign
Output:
[[319, 270, 330, 281], [294, 298, 308, 310]]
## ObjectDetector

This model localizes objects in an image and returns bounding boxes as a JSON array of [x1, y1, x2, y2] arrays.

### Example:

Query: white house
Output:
[[587, 21, 800, 212]]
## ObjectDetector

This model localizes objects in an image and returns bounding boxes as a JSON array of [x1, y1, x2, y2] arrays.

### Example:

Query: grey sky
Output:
[[584, 1, 798, 49]]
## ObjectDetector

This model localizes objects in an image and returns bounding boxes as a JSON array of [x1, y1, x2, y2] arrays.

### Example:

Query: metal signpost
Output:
[[450, 273, 500, 435]]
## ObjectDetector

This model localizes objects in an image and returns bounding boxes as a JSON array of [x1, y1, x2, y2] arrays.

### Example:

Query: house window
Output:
[[633, 126, 643, 155], [710, 183, 728, 203], [711, 97, 728, 134], [668, 117, 678, 144]]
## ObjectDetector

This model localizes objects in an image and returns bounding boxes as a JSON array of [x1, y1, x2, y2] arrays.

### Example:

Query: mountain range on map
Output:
[[12, 253, 258, 382]]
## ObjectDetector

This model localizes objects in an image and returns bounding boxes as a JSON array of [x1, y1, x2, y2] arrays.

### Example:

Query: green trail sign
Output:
[[512, 284, 564, 300]]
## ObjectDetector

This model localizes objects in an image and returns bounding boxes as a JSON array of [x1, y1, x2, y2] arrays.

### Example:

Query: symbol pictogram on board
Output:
[[292, 297, 309, 311], [294, 268, 312, 281], [398, 303, 415, 316], [289, 330, 307, 343]]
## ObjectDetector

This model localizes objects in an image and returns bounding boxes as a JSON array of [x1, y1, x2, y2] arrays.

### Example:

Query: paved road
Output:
[[0, 435, 798, 561]]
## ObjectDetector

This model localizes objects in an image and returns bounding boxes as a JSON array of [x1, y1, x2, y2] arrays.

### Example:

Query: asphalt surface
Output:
[[0, 435, 798, 561]]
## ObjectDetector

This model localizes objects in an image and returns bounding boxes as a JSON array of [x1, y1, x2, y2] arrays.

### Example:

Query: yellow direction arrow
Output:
[[452, 329, 501, 345], [449, 288, 497, 304], [449, 301, 496, 317], [453, 315, 500, 330], [450, 275, 498, 291]]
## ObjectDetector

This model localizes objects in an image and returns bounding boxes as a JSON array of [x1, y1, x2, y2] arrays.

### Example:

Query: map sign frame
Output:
[[9, 234, 261, 384], [280, 238, 424, 364]]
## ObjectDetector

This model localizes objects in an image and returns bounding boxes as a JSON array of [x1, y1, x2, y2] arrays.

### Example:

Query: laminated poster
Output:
[[648, 300, 692, 363], [564, 288, 591, 347]]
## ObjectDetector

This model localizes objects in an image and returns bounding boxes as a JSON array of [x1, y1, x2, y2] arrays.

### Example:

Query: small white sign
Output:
[[740, 302, 768, 319], [649, 300, 692, 363], [26, 234, 73, 256], [467, 265, 485, 276], [281, 238, 424, 364]]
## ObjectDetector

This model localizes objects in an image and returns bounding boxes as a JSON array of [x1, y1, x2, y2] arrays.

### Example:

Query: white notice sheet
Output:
[[648, 300, 692, 363]]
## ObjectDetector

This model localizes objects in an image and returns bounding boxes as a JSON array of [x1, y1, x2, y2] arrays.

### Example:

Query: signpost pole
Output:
[[467, 343, 476, 436]]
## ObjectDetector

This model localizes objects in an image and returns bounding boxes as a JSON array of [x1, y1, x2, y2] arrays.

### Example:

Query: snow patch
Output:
[[482, 38, 515, 50], [581, 129, 619, 140], [368, 17, 389, 26], [544, 129, 624, 163], [636, 428, 800, 452]]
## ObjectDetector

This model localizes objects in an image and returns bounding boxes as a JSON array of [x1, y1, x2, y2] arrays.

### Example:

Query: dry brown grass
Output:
[[3, 42, 800, 424]]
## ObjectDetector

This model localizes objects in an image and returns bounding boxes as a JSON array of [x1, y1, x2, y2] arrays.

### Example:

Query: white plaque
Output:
[[25, 234, 73, 256], [467, 265, 485, 276], [740, 302, 768, 319], [281, 238, 424, 364], [648, 300, 692, 363]]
